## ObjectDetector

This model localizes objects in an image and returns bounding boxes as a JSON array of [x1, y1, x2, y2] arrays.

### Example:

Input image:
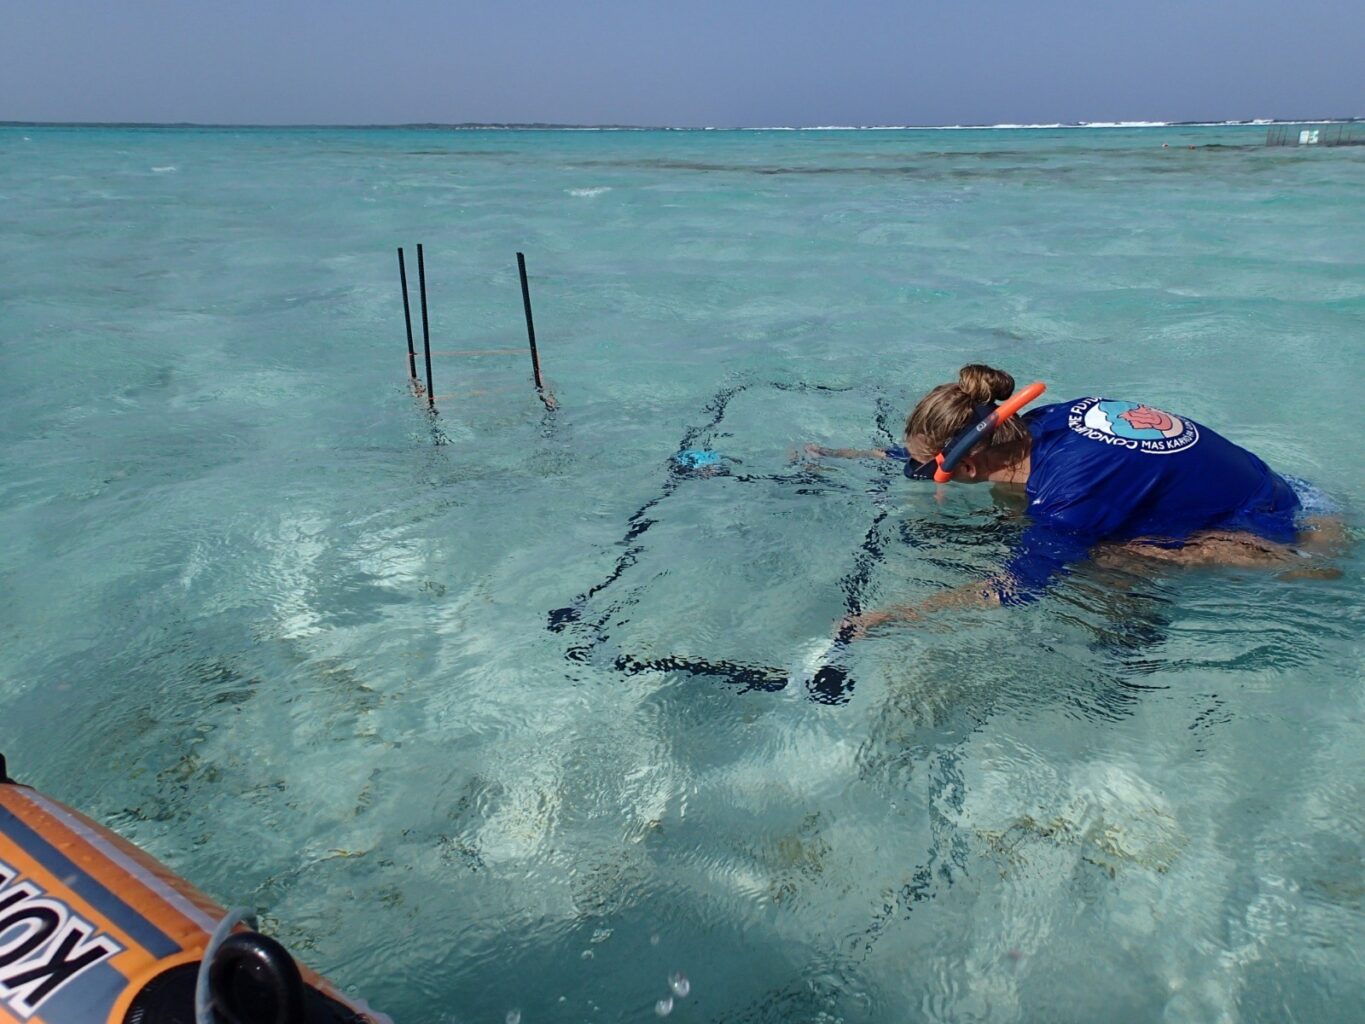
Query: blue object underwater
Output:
[[674, 449, 723, 469]]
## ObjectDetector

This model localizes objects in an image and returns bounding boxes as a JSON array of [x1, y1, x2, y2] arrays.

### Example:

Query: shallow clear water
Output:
[[1, 124, 1362, 1023]]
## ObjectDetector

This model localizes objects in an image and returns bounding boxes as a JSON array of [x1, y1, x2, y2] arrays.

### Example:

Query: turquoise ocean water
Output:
[[1, 124, 1362, 1022]]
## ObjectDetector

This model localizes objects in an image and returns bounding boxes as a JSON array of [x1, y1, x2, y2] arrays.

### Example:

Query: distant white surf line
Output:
[[567, 186, 611, 197], [527, 118, 1358, 131], [721, 119, 1355, 131], [433, 118, 1354, 130]]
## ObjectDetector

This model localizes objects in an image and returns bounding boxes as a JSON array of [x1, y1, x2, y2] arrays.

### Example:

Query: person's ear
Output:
[[959, 457, 979, 480]]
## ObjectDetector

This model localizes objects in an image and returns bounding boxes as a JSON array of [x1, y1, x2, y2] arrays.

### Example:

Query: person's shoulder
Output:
[[1024, 398, 1088, 436], [1025, 396, 1143, 498], [1026, 397, 1093, 420]]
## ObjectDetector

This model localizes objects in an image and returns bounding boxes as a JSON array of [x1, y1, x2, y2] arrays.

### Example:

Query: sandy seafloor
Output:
[[0, 123, 1362, 1022]]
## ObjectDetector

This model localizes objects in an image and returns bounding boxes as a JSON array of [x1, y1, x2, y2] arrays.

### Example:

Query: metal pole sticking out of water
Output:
[[417, 243, 436, 412], [516, 252, 555, 410], [397, 248, 418, 383]]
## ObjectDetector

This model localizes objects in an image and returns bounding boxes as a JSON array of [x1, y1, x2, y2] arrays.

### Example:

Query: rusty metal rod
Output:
[[397, 248, 417, 382], [417, 243, 435, 412]]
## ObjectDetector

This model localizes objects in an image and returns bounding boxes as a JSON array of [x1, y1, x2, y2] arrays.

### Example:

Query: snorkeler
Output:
[[809, 364, 1346, 634]]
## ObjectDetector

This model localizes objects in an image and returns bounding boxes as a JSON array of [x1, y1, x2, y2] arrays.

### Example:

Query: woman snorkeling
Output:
[[810, 364, 1345, 634]]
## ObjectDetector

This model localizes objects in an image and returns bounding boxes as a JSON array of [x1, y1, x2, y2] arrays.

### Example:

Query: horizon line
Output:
[[2, 116, 1361, 132]]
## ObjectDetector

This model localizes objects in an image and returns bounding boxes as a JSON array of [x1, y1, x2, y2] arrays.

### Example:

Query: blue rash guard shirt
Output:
[[996, 397, 1300, 603]]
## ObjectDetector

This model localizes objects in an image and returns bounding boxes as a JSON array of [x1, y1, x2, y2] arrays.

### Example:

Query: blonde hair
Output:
[[904, 364, 1031, 462]]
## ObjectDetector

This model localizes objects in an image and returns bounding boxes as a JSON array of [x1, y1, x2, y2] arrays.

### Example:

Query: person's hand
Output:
[[789, 442, 829, 464], [838, 610, 894, 639]]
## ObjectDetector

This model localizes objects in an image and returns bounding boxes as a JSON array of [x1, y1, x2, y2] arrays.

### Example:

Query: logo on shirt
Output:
[[1067, 398, 1199, 454]]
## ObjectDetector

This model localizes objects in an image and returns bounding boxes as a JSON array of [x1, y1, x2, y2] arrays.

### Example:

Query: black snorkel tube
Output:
[[905, 382, 1047, 482]]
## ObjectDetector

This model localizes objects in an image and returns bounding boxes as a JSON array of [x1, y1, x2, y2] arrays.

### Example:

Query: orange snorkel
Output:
[[906, 381, 1048, 483]]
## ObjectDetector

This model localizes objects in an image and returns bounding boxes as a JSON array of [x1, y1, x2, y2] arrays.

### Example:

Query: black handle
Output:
[[207, 931, 305, 1024]]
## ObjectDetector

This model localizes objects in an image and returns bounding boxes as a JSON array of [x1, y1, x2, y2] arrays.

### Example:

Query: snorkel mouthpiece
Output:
[[906, 381, 1047, 483]]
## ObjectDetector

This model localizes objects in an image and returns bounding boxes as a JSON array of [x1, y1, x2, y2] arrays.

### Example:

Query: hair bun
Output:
[[957, 364, 1014, 404]]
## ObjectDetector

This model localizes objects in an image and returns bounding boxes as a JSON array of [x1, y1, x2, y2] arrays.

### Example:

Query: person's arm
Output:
[[842, 522, 1097, 634], [842, 581, 1000, 635], [802, 443, 908, 461]]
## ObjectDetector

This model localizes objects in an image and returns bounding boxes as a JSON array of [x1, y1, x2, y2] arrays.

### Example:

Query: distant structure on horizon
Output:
[[1265, 123, 1364, 147]]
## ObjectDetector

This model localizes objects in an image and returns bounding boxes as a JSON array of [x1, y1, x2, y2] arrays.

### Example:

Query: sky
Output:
[[2, 0, 1362, 127]]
